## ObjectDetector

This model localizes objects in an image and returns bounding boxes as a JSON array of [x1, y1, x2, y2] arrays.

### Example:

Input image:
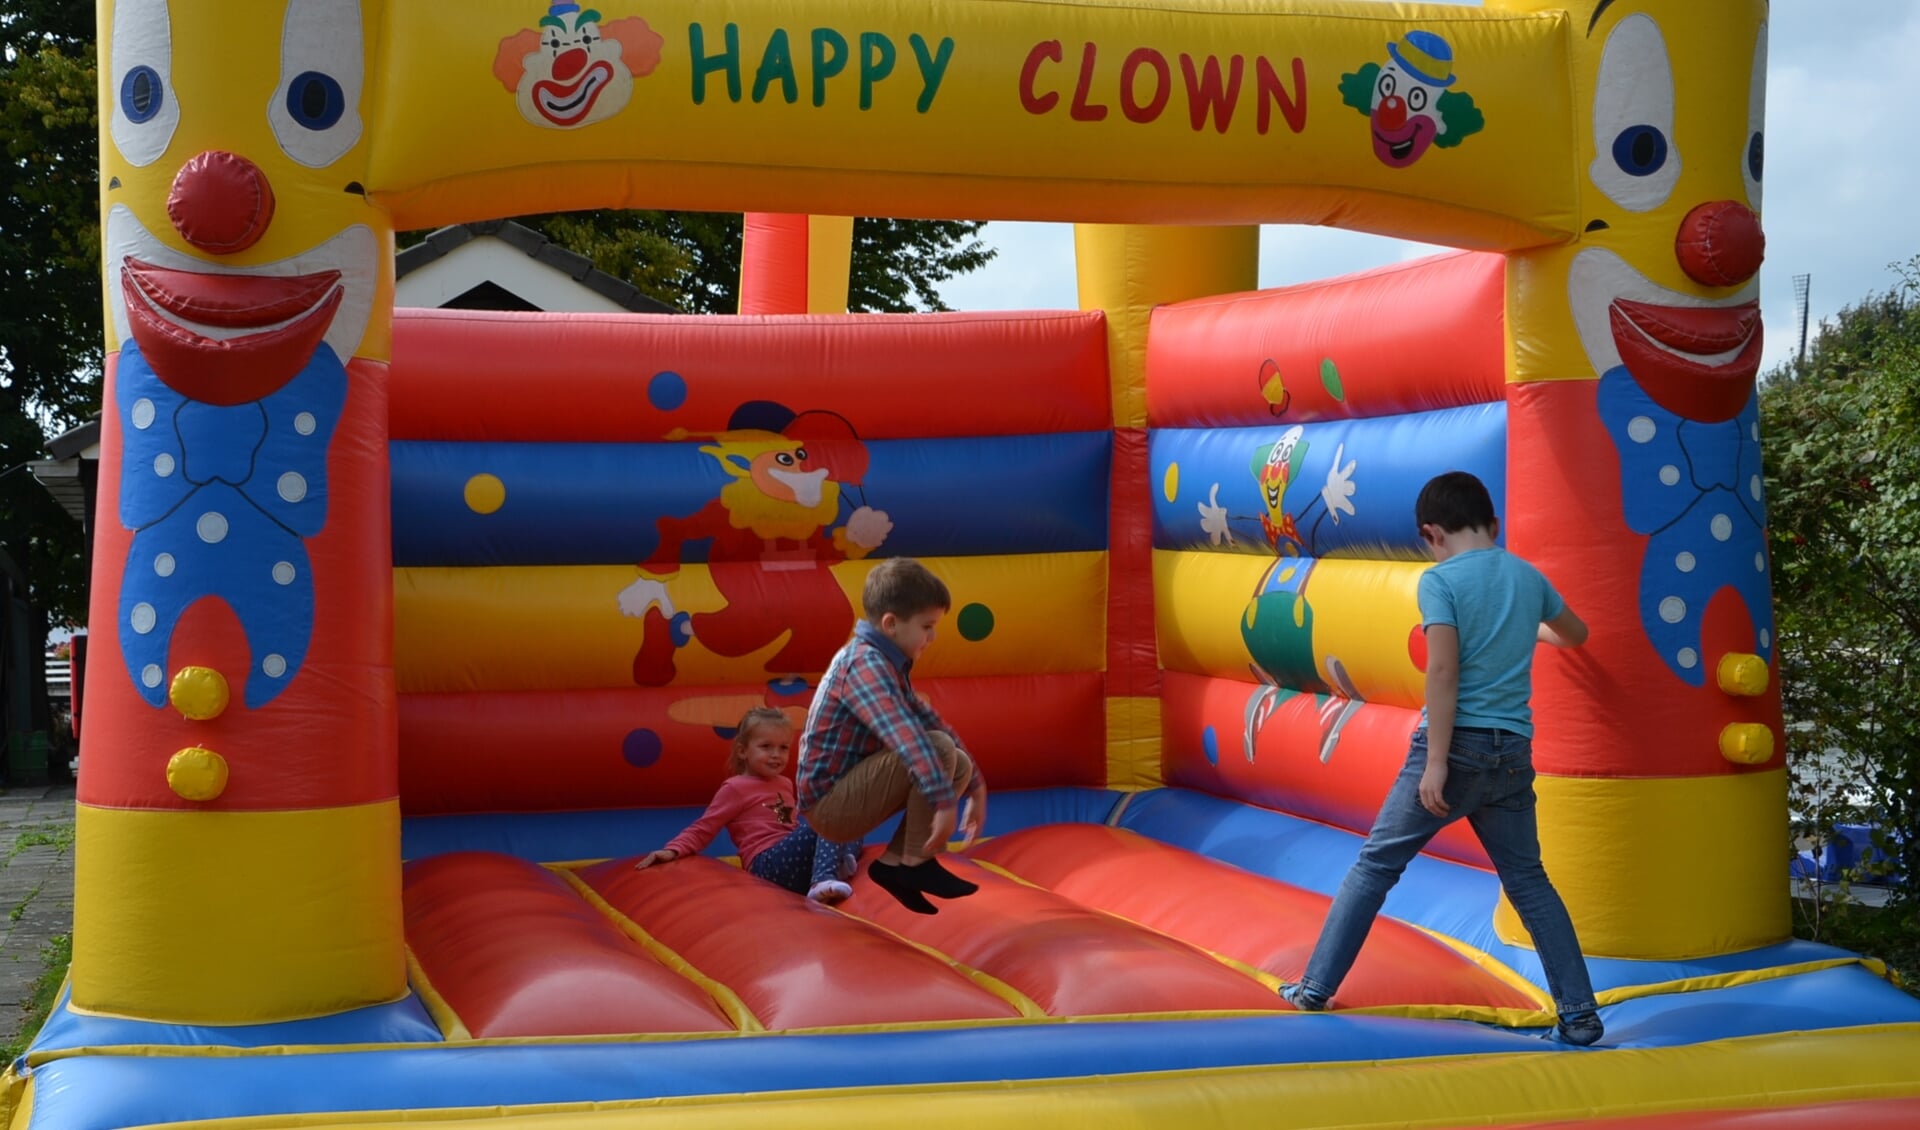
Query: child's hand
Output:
[[634, 849, 677, 870], [1417, 763, 1450, 817], [954, 781, 989, 850]]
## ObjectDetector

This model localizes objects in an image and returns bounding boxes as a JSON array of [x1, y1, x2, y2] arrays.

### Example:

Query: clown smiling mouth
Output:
[[121, 257, 344, 407], [1375, 132, 1416, 161], [1608, 297, 1763, 423], [535, 61, 614, 125]]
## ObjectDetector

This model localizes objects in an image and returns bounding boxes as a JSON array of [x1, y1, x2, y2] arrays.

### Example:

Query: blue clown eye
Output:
[[1747, 132, 1764, 183], [1612, 124, 1669, 177], [285, 71, 345, 131], [120, 65, 164, 124]]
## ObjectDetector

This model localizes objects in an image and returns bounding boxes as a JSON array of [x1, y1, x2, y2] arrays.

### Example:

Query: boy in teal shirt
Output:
[[1280, 472, 1604, 1046]]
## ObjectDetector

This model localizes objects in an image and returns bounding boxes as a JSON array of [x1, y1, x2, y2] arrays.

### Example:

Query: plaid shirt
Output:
[[798, 621, 968, 811]]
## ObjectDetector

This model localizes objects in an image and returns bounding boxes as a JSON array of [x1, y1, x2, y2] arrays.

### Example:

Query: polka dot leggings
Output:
[[747, 823, 859, 895]]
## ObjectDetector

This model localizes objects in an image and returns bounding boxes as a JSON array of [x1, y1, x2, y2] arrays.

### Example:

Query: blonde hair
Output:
[[727, 707, 793, 775]]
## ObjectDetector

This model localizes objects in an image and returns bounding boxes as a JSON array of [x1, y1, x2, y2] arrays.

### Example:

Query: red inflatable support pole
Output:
[[738, 213, 810, 315]]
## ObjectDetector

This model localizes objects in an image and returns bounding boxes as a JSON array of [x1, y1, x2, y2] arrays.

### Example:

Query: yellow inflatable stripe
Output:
[[1514, 770, 1790, 960], [106, 1025, 1920, 1130], [970, 858, 1286, 993], [395, 553, 1108, 694], [403, 947, 471, 1042], [549, 868, 764, 1034], [820, 903, 1046, 1020], [72, 803, 407, 1025], [1407, 925, 1554, 1012], [1154, 550, 1426, 708], [1103, 695, 1164, 792]]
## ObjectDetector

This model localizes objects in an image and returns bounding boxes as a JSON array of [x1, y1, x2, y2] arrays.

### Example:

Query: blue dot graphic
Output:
[[1202, 726, 1220, 766], [622, 728, 663, 768], [648, 371, 688, 411]]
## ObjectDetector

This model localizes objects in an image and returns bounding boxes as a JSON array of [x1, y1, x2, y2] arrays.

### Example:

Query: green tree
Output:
[[442, 211, 995, 314], [1762, 255, 1920, 961], [1, 0, 101, 627]]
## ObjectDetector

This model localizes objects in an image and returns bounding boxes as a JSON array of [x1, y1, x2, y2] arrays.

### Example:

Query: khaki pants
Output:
[[807, 732, 975, 860]]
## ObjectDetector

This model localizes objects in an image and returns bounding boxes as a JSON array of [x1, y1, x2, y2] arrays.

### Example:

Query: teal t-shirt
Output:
[[1416, 547, 1564, 738]]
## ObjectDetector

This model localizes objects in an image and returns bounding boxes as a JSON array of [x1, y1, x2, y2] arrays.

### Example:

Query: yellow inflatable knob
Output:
[[1718, 723, 1775, 766], [168, 665, 231, 720], [166, 747, 230, 801], [1716, 653, 1769, 697]]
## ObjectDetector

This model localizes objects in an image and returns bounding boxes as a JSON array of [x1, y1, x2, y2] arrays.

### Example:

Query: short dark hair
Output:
[[1416, 471, 1497, 534], [862, 558, 950, 622]]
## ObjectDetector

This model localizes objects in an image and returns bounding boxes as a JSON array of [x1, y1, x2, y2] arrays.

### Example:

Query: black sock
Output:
[[906, 857, 979, 900], [867, 861, 937, 914]]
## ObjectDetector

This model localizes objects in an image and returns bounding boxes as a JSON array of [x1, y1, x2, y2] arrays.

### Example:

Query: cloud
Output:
[[934, 2, 1920, 381]]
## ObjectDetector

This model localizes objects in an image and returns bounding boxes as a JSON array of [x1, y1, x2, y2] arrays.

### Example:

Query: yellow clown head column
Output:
[[1491, 0, 1783, 958], [78, 0, 404, 1021]]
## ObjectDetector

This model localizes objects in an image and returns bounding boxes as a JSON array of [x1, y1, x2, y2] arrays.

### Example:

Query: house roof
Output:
[[395, 220, 675, 314]]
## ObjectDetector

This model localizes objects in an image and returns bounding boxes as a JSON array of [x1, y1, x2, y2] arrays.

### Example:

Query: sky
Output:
[[935, 1, 1920, 377]]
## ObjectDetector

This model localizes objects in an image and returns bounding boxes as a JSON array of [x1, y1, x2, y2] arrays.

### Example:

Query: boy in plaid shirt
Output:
[[799, 558, 988, 914]]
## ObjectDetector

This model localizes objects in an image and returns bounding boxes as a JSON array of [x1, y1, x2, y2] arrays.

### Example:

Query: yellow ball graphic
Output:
[[464, 473, 507, 515]]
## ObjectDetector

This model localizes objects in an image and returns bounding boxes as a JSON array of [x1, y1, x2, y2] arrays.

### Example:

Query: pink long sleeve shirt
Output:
[[662, 774, 799, 867]]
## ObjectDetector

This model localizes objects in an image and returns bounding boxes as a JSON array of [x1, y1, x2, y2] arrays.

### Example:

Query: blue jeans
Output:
[[1297, 727, 1598, 1016]]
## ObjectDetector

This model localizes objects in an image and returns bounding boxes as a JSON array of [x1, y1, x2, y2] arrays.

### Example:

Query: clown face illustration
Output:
[[494, 3, 663, 130], [1339, 30, 1485, 169]]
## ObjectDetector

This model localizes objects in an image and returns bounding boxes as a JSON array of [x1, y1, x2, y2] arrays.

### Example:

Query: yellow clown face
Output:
[[101, 0, 392, 376], [1495, 0, 1767, 409], [1566, 1, 1767, 422]]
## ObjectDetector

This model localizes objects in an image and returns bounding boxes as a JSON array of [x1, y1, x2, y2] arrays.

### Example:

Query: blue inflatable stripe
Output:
[[28, 973, 1920, 1130], [1152, 403, 1507, 558], [28, 985, 442, 1055], [392, 432, 1111, 567], [402, 787, 1124, 863], [23, 1017, 1550, 1130]]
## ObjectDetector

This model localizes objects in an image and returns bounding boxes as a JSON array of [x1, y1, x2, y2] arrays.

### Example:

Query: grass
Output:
[[0, 934, 70, 1063], [5, 824, 73, 863], [1792, 894, 1919, 995]]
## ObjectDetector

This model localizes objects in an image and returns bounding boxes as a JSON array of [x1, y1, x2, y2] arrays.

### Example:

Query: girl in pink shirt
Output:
[[636, 708, 860, 903]]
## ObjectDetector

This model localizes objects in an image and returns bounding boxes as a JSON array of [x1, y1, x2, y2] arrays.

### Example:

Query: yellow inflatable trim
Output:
[[403, 947, 471, 1043], [818, 902, 1046, 1020], [548, 867, 763, 1033]]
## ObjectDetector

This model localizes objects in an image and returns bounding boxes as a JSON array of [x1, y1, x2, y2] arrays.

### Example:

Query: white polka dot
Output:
[[153, 453, 175, 478], [1677, 648, 1699, 669], [197, 512, 229, 543], [1760, 629, 1771, 648], [141, 664, 163, 688], [1628, 416, 1657, 443], [1659, 597, 1686, 624], [130, 603, 156, 634], [131, 399, 155, 429], [1754, 551, 1766, 572], [1750, 475, 1763, 501], [153, 553, 175, 577], [272, 561, 296, 585], [262, 654, 287, 678], [294, 412, 316, 436], [1659, 465, 1681, 486], [1676, 552, 1697, 573], [278, 472, 307, 503], [1711, 514, 1733, 541], [1751, 422, 1761, 442]]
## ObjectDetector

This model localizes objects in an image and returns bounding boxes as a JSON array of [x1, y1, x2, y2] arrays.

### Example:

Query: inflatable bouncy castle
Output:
[[16, 0, 1920, 1126]]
